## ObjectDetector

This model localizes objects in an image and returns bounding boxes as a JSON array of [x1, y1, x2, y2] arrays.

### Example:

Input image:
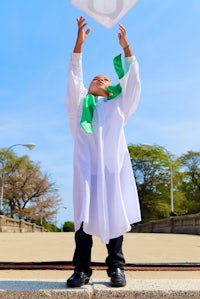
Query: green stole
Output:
[[80, 54, 124, 134]]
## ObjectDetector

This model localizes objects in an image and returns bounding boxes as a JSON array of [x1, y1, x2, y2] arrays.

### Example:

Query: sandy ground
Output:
[[0, 232, 200, 279], [1, 232, 200, 263]]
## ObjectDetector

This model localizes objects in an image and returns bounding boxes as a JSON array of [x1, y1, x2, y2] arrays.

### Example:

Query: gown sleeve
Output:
[[65, 52, 87, 137], [119, 55, 141, 124]]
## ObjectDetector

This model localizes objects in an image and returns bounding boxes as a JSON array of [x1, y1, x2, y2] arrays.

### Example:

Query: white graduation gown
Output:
[[65, 52, 141, 244]]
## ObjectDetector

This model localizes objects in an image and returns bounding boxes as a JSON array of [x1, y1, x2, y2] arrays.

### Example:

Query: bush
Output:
[[63, 221, 75, 232]]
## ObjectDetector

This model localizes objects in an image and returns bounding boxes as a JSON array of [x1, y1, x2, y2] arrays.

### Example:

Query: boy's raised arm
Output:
[[118, 24, 133, 57], [73, 16, 91, 53]]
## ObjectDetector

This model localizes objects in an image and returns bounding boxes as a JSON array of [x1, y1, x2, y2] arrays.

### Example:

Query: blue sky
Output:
[[0, 0, 200, 225]]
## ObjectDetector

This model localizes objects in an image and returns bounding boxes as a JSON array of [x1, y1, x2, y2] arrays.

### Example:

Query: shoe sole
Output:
[[67, 278, 90, 288], [110, 281, 126, 287]]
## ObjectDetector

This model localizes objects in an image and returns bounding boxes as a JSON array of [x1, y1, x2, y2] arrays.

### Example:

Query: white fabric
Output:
[[65, 52, 141, 244], [71, 0, 139, 28]]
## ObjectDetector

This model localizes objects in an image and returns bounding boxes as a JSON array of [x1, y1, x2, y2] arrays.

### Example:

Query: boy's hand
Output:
[[118, 24, 132, 57], [74, 16, 91, 53]]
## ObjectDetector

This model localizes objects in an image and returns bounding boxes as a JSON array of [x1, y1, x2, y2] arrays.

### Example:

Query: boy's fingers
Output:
[[85, 28, 91, 35]]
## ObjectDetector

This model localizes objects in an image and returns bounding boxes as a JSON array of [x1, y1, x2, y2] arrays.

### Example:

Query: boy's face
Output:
[[88, 75, 112, 97]]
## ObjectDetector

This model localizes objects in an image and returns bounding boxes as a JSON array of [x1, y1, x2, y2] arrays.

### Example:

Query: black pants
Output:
[[72, 224, 125, 276]]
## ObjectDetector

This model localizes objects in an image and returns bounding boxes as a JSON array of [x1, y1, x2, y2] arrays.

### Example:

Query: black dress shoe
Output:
[[66, 270, 90, 288], [109, 268, 126, 287]]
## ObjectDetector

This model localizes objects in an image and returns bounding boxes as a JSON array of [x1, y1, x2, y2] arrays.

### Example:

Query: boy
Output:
[[65, 16, 141, 287]]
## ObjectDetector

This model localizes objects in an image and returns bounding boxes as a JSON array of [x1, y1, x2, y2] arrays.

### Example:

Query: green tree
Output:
[[63, 221, 75, 232], [129, 144, 181, 222], [178, 151, 200, 214], [35, 219, 60, 232]]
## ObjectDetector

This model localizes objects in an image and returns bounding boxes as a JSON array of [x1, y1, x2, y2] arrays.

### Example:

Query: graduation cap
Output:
[[71, 0, 139, 29]]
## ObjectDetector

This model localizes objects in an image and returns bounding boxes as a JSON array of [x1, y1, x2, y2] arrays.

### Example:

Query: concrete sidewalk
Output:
[[0, 232, 200, 298]]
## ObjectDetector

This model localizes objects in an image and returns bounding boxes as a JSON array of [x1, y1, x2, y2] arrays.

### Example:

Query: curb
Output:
[[1, 279, 200, 299]]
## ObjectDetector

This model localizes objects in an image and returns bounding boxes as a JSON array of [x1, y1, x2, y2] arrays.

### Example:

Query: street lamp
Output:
[[3, 143, 36, 152], [169, 157, 176, 216], [0, 143, 36, 213], [40, 204, 45, 226]]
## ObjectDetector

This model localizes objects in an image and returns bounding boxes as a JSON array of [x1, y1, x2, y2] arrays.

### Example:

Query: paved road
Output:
[[1, 232, 200, 263], [0, 232, 200, 279], [1, 232, 200, 298]]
